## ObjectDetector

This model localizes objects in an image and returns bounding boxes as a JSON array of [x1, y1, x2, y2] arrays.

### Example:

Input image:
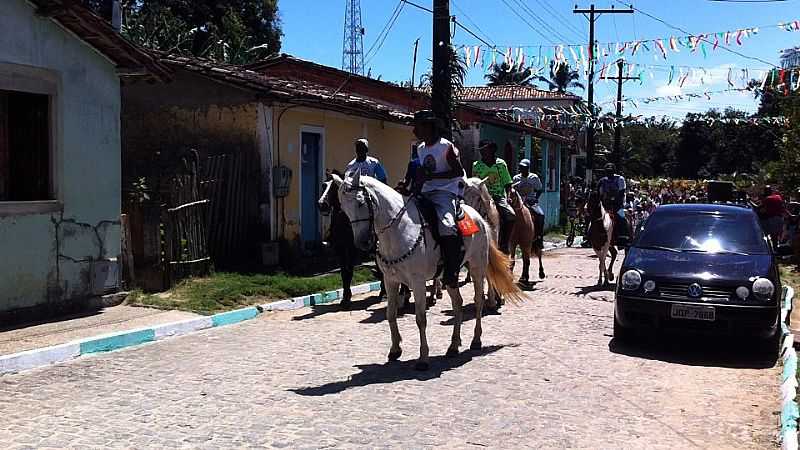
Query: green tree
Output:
[[85, 0, 282, 64], [484, 62, 535, 86], [535, 61, 585, 94]]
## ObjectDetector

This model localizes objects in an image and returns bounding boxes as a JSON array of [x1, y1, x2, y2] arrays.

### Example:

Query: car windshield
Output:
[[635, 210, 769, 255]]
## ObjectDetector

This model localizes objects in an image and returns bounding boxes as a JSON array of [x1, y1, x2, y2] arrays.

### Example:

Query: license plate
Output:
[[670, 304, 716, 321]]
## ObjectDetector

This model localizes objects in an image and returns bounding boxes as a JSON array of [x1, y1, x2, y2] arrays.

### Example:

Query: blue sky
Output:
[[279, 0, 800, 118]]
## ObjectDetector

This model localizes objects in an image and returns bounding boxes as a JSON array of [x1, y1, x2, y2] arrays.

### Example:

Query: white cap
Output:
[[355, 138, 369, 147]]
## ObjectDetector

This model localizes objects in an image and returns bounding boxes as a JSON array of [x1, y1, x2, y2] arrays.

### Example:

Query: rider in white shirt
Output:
[[413, 110, 467, 289], [345, 138, 387, 184]]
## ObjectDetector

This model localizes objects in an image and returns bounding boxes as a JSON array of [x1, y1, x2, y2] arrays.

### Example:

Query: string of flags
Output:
[[460, 18, 800, 73]]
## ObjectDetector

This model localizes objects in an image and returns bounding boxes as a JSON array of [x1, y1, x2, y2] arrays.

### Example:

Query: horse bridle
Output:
[[344, 183, 424, 266]]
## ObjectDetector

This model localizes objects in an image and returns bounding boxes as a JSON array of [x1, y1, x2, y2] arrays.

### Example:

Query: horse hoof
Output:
[[414, 361, 430, 371], [470, 340, 482, 351], [539, 270, 546, 279], [388, 349, 402, 361], [445, 347, 459, 358]]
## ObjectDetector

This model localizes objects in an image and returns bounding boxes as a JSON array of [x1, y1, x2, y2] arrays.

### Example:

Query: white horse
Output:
[[462, 177, 501, 309], [335, 172, 522, 370]]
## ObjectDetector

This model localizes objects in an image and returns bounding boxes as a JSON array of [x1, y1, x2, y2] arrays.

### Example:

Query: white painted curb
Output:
[[0, 342, 80, 374]]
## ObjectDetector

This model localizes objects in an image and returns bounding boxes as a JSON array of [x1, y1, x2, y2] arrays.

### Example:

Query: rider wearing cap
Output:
[[413, 110, 467, 289], [512, 159, 545, 247], [598, 162, 630, 245], [472, 140, 516, 254]]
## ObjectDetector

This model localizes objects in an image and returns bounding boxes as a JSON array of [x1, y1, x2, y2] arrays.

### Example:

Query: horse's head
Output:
[[463, 177, 492, 211], [338, 170, 376, 251], [587, 190, 604, 219], [318, 170, 342, 214]]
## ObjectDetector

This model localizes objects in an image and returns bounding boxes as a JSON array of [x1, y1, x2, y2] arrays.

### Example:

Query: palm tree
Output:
[[484, 62, 535, 86], [535, 61, 585, 94]]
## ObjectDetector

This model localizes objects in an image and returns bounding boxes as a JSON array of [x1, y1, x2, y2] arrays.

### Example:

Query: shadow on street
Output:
[[574, 283, 617, 296], [289, 345, 508, 396], [291, 295, 383, 321], [608, 334, 778, 369]]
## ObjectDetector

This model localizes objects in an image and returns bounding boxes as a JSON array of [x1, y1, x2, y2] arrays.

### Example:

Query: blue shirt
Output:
[[345, 156, 387, 183]]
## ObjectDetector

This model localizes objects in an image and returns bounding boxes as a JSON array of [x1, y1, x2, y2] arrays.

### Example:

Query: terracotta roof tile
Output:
[[29, 0, 170, 81], [156, 54, 413, 124], [460, 86, 581, 102]]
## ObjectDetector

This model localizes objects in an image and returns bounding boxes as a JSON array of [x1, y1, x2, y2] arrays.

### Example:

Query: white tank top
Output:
[[417, 138, 465, 195]]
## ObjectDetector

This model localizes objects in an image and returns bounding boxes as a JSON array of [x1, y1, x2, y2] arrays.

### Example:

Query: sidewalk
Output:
[[0, 305, 198, 356]]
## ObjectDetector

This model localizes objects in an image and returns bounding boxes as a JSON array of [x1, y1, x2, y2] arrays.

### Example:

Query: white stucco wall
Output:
[[0, 0, 121, 312]]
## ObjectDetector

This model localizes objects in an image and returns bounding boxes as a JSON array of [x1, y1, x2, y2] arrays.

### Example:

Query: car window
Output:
[[635, 210, 769, 255]]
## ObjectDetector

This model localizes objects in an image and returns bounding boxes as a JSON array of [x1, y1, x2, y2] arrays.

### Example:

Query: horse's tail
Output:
[[485, 240, 525, 304]]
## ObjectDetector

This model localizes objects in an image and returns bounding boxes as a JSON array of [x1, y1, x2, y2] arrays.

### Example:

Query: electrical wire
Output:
[[364, 0, 405, 63], [612, 0, 780, 68], [499, 0, 557, 44], [534, 0, 586, 38], [511, 0, 575, 43], [452, 0, 497, 47]]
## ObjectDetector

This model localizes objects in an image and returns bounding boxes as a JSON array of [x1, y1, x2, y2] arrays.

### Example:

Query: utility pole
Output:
[[432, 0, 452, 139], [573, 4, 633, 185], [411, 38, 420, 90], [599, 59, 637, 167]]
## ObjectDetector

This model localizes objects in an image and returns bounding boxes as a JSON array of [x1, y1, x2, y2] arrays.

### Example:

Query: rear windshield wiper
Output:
[[637, 245, 681, 253]]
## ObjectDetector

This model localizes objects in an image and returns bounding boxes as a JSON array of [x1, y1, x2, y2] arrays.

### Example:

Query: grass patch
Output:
[[129, 268, 375, 315]]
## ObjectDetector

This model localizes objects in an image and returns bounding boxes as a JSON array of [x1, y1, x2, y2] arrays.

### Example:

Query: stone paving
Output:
[[0, 248, 779, 449]]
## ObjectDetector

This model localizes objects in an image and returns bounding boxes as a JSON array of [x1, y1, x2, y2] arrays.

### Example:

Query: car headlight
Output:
[[752, 278, 774, 300], [643, 280, 656, 293], [735, 286, 750, 300], [622, 270, 642, 291]]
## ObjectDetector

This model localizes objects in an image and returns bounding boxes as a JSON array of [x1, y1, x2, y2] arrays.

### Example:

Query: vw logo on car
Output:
[[687, 283, 703, 298]]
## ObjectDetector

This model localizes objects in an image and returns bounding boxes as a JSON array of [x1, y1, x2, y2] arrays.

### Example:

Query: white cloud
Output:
[[656, 84, 682, 96]]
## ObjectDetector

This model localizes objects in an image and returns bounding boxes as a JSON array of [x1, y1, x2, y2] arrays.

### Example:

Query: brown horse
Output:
[[508, 190, 545, 284], [587, 191, 618, 286]]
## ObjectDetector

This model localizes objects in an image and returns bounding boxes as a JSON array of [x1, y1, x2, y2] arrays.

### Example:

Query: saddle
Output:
[[413, 196, 474, 278]]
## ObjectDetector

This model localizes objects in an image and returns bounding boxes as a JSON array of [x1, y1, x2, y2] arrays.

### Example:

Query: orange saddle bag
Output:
[[457, 212, 480, 236]]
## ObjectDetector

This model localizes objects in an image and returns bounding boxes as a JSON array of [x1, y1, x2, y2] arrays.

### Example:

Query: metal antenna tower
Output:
[[342, 0, 365, 75]]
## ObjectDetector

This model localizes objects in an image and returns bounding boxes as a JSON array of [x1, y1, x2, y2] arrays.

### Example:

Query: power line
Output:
[[364, 1, 403, 61], [499, 0, 557, 44], [613, 0, 779, 68], [452, 0, 496, 47], [401, 0, 496, 49], [511, 0, 575, 43], [534, 0, 586, 38], [365, 1, 405, 64]]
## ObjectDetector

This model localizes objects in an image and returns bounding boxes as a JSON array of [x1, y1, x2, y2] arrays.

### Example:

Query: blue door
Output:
[[301, 132, 322, 245]]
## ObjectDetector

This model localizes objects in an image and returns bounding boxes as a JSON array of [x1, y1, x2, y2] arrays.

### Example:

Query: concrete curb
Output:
[[0, 241, 570, 376], [0, 281, 384, 376], [780, 286, 799, 450]]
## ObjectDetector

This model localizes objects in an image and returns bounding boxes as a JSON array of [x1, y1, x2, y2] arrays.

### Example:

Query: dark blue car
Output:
[[614, 204, 782, 347]]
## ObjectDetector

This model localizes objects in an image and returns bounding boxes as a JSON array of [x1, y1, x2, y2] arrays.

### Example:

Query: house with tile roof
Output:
[[122, 54, 419, 267], [0, 0, 166, 318]]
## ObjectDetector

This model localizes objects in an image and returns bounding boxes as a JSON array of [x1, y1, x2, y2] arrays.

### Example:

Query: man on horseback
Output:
[[472, 140, 516, 254], [598, 162, 630, 246], [345, 138, 387, 184], [413, 110, 467, 289], [512, 158, 545, 248]]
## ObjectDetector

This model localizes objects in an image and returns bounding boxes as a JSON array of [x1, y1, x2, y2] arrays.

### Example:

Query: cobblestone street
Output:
[[0, 248, 779, 449]]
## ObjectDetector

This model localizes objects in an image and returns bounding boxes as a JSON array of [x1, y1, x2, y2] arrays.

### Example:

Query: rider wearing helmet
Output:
[[598, 162, 630, 245]]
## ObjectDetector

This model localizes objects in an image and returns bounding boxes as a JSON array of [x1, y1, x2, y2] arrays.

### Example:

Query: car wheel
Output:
[[613, 314, 630, 342], [761, 328, 782, 358]]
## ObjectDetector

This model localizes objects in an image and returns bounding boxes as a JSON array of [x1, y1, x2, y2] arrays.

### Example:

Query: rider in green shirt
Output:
[[472, 140, 516, 254]]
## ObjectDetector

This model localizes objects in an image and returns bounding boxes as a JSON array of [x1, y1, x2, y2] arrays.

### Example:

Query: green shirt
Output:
[[472, 158, 513, 197]]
